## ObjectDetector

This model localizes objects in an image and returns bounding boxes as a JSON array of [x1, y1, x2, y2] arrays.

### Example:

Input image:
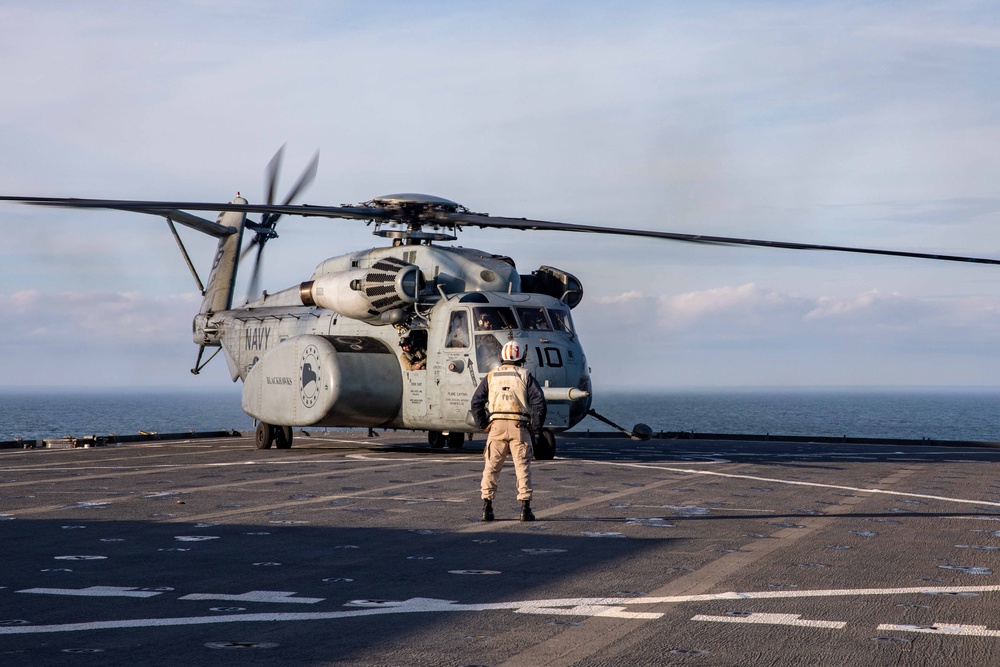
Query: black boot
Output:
[[482, 499, 494, 522], [520, 500, 535, 522]]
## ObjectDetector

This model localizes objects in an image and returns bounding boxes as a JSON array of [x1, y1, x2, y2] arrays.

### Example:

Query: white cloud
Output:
[[595, 290, 645, 305], [662, 283, 788, 319], [805, 290, 896, 320], [655, 284, 811, 340], [583, 282, 1000, 349], [0, 290, 200, 344], [576, 281, 1000, 389]]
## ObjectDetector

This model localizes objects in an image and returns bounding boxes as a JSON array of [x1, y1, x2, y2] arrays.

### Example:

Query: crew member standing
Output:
[[470, 340, 547, 521]]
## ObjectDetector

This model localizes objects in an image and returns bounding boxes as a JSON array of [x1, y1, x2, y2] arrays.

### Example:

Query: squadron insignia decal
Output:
[[300, 344, 321, 408]]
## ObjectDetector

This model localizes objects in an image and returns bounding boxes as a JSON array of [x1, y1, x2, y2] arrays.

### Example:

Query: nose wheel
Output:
[[533, 429, 556, 460]]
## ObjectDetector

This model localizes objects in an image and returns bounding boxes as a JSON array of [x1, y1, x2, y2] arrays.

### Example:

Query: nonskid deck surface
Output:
[[3, 432, 1000, 666]]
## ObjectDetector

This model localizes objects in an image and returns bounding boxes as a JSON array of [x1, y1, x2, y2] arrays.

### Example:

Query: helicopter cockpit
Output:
[[409, 289, 589, 435], [424, 294, 579, 375]]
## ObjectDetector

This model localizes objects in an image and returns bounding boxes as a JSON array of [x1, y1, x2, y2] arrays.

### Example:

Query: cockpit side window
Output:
[[548, 309, 575, 333], [473, 306, 517, 331], [516, 307, 551, 331], [446, 310, 471, 348]]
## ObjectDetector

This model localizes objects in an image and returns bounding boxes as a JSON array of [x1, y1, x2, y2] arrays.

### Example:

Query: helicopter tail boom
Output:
[[198, 196, 247, 318]]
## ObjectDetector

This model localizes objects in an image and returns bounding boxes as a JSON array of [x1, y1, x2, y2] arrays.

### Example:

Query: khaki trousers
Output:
[[481, 419, 533, 501]]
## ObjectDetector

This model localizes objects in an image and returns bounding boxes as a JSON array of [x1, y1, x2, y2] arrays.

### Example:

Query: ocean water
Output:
[[0, 389, 252, 442], [574, 388, 1000, 442], [2, 387, 1000, 443]]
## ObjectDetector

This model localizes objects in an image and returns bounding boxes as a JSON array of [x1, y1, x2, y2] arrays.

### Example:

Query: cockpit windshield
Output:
[[548, 309, 574, 333], [516, 307, 551, 331], [473, 306, 517, 331]]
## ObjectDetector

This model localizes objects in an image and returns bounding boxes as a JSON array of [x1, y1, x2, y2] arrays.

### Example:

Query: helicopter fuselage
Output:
[[200, 243, 592, 436]]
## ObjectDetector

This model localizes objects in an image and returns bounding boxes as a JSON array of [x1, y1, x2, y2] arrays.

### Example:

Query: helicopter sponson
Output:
[[243, 333, 403, 427]]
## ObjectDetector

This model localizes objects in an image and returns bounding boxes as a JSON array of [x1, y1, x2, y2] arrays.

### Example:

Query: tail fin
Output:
[[199, 196, 247, 315]]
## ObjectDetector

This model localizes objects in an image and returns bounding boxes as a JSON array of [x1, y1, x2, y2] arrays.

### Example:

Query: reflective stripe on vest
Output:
[[487, 366, 529, 421]]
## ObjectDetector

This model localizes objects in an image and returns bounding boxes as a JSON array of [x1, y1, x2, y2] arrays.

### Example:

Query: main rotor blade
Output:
[[0, 196, 391, 222], [6, 194, 999, 267], [444, 212, 1000, 267], [0, 198, 236, 238]]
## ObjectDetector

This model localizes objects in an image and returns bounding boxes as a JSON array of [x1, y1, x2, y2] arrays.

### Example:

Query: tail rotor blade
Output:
[[267, 151, 319, 229], [245, 243, 265, 303], [264, 145, 285, 207], [240, 235, 259, 263], [241, 146, 319, 302], [282, 151, 319, 207]]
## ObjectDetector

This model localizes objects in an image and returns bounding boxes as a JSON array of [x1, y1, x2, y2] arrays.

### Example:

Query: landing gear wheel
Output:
[[428, 431, 446, 449], [534, 429, 556, 460], [446, 432, 465, 449], [255, 422, 276, 450], [275, 426, 293, 449]]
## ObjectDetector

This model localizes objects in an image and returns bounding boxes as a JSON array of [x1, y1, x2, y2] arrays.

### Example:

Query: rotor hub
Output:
[[365, 193, 465, 241]]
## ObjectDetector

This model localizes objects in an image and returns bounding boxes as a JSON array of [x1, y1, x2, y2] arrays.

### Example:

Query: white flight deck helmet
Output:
[[501, 340, 526, 363]]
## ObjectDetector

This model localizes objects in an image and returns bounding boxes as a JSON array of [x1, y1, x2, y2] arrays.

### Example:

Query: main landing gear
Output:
[[428, 430, 466, 449], [255, 422, 293, 450]]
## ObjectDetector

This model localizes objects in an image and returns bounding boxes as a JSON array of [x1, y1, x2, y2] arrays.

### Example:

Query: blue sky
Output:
[[2, 1, 1000, 390]]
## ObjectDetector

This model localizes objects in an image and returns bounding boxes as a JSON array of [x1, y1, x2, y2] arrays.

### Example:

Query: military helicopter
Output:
[[5, 148, 1000, 458]]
